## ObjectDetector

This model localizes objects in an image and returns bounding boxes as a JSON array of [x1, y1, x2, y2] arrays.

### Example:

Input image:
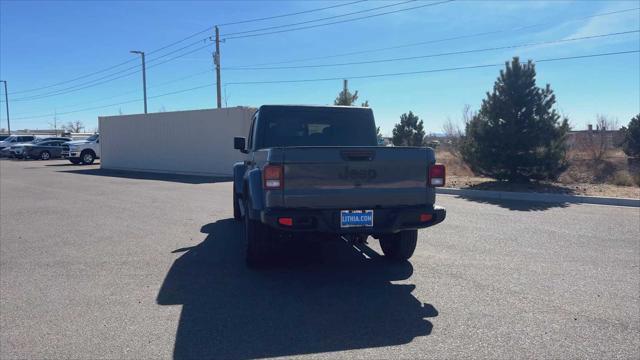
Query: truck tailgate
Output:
[[281, 146, 434, 209]]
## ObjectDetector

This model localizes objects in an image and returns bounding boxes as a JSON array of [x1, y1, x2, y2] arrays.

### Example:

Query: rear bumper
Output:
[[259, 205, 446, 234]]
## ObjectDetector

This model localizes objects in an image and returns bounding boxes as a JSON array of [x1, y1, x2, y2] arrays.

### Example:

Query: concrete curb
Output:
[[437, 187, 640, 208]]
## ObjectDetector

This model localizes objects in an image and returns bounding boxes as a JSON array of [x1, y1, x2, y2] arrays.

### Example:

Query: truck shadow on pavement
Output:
[[455, 195, 569, 211], [59, 168, 231, 184], [157, 219, 438, 360]]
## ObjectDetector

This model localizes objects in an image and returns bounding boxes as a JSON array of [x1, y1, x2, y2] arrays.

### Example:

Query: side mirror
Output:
[[234, 137, 247, 153]]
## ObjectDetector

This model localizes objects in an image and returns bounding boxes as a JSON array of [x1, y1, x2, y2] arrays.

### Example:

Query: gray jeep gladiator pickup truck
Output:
[[233, 105, 446, 266]]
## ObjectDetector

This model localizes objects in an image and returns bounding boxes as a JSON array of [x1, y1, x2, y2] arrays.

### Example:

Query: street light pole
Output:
[[130, 51, 147, 114], [214, 26, 222, 109], [0, 80, 10, 134]]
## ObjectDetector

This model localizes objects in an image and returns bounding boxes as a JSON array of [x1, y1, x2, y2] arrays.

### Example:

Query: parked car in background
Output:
[[0, 135, 37, 157], [9, 137, 72, 159], [0, 146, 12, 158], [37, 137, 73, 142], [21, 139, 72, 160], [62, 134, 100, 164]]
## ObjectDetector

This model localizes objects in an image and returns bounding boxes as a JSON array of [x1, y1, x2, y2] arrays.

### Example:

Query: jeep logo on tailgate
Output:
[[338, 166, 377, 181]]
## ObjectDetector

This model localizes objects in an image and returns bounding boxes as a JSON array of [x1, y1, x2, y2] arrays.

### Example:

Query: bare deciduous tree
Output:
[[580, 114, 619, 160], [461, 104, 475, 127], [442, 104, 475, 158], [63, 120, 84, 133]]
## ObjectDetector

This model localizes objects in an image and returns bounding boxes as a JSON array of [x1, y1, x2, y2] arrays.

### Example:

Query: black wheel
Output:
[[40, 151, 51, 160], [245, 201, 272, 268], [379, 230, 418, 261], [233, 184, 242, 220], [80, 150, 95, 165], [69, 158, 81, 164]]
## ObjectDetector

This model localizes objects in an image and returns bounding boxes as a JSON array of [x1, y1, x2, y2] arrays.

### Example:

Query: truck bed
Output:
[[264, 146, 437, 209]]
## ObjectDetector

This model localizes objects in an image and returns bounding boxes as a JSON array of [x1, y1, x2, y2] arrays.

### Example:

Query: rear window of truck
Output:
[[257, 107, 377, 148]]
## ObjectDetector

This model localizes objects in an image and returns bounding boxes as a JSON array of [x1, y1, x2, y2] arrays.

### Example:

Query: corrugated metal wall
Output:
[[99, 107, 254, 176]]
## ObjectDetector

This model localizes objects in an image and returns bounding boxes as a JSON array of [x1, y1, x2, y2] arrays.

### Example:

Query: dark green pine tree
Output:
[[461, 57, 570, 182], [392, 111, 425, 146], [334, 88, 359, 106], [621, 114, 640, 157]]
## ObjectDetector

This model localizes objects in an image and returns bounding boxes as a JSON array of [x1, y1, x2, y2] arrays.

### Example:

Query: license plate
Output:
[[340, 210, 374, 228]]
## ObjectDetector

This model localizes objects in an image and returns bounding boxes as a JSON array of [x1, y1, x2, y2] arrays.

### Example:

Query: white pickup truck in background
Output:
[[62, 133, 100, 164]]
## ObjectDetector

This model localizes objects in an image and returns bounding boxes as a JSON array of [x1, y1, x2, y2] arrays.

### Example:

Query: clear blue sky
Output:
[[1, 0, 639, 135]]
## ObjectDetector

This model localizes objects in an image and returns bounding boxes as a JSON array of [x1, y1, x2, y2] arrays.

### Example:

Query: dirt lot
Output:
[[437, 149, 640, 199]]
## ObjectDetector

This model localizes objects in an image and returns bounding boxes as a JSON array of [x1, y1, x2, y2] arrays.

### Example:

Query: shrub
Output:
[[610, 171, 635, 186]]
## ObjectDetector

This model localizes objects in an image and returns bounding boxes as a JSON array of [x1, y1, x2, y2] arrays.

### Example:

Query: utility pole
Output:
[[214, 26, 222, 109], [343, 79, 348, 96], [0, 80, 10, 134], [130, 50, 148, 114]]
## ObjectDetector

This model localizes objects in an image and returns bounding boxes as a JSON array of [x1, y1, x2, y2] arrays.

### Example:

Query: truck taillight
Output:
[[263, 164, 283, 189], [428, 164, 445, 187]]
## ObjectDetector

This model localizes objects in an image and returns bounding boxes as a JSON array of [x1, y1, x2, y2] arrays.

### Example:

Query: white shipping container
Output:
[[99, 107, 255, 176]]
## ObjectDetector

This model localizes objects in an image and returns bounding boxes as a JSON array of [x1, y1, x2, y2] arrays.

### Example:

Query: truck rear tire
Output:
[[379, 230, 418, 261], [245, 209, 272, 268]]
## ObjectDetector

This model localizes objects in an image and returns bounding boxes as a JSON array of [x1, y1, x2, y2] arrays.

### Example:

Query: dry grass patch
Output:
[[435, 149, 640, 199]]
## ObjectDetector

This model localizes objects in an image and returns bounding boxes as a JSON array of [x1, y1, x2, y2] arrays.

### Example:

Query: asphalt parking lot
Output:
[[1, 159, 639, 359]]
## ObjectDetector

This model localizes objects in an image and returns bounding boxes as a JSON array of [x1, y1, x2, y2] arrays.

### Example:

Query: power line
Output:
[[13, 49, 638, 121], [8, 37, 211, 98], [9, 36, 209, 97], [229, 7, 640, 67], [11, 69, 214, 117], [148, 82, 215, 99], [7, 0, 368, 95], [9, 0, 369, 100], [13, 99, 142, 120], [147, 29, 212, 57], [13, 64, 142, 101], [7, 7, 637, 105], [222, 0, 455, 40], [8, 58, 140, 96], [217, 0, 368, 27], [147, 37, 212, 65], [221, 0, 416, 37], [224, 30, 640, 70], [12, 82, 217, 120], [224, 50, 639, 84], [12, 41, 213, 102]]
